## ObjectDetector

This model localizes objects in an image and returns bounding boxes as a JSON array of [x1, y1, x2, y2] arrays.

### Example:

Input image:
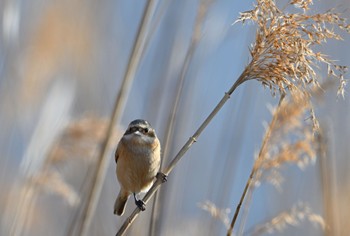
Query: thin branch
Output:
[[116, 71, 247, 236], [226, 168, 254, 236], [226, 95, 285, 236], [77, 0, 158, 235], [237, 181, 253, 236]]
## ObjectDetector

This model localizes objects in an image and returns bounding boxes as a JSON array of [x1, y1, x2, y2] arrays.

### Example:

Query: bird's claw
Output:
[[135, 199, 146, 211], [156, 172, 168, 183]]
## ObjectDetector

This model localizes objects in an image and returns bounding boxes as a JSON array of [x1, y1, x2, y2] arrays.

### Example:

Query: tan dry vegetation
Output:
[[224, 91, 322, 235], [47, 117, 120, 164], [234, 0, 349, 96], [37, 117, 121, 203], [20, 0, 94, 105], [253, 92, 316, 189], [247, 202, 326, 236], [223, 1, 350, 232], [4, 117, 122, 235], [1, 0, 349, 235]]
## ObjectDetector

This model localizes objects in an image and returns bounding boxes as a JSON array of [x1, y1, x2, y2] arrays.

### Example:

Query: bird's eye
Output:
[[144, 128, 149, 133], [129, 127, 137, 132]]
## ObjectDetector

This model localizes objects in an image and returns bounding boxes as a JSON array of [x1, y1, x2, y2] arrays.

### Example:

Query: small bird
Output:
[[114, 119, 161, 216]]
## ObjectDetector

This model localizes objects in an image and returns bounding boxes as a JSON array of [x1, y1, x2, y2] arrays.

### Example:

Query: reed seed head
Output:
[[235, 0, 349, 97]]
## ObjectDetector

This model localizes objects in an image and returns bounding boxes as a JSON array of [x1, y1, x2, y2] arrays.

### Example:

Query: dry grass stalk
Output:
[[235, 82, 334, 236], [234, 0, 349, 96], [227, 91, 317, 236], [246, 202, 325, 236], [253, 92, 316, 189], [78, 0, 160, 235]]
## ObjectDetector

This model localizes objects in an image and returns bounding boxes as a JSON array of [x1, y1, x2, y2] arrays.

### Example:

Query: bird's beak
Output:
[[134, 130, 141, 135]]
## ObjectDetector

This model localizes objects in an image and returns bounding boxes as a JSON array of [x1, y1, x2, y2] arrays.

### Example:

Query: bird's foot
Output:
[[135, 199, 146, 211], [133, 193, 146, 211], [156, 172, 167, 183]]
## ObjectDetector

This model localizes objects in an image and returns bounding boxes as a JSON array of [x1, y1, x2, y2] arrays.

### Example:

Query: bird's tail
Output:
[[114, 190, 129, 215]]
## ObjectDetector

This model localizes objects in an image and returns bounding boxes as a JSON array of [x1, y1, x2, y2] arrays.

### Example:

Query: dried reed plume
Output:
[[253, 92, 316, 187], [227, 91, 318, 236], [48, 117, 120, 164], [198, 200, 231, 230], [246, 202, 325, 236], [20, 1, 93, 105], [234, 0, 349, 96], [4, 117, 120, 236]]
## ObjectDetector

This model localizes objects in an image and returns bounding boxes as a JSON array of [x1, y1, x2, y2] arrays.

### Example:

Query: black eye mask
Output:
[[125, 126, 153, 136]]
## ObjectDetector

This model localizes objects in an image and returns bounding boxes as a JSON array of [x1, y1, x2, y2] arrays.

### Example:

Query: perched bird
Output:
[[114, 119, 161, 216]]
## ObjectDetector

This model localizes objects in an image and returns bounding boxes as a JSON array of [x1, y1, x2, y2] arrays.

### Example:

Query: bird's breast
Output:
[[116, 139, 161, 193]]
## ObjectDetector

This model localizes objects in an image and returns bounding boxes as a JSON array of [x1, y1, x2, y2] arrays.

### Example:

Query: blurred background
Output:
[[0, 0, 349, 235]]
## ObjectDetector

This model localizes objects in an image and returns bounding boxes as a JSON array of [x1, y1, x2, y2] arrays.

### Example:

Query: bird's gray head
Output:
[[124, 119, 156, 139]]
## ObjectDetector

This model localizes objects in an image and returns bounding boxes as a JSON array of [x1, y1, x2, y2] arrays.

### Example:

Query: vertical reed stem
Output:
[[226, 94, 285, 236], [77, 1, 158, 235]]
